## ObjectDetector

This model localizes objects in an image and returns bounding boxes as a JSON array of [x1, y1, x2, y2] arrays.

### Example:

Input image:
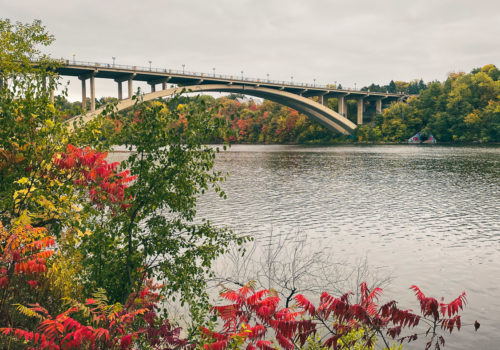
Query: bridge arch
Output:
[[69, 84, 357, 134]]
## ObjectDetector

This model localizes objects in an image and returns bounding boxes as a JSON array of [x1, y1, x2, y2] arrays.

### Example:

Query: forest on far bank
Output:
[[58, 64, 500, 144]]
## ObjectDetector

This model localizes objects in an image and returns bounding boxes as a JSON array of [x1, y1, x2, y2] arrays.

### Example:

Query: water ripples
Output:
[[194, 145, 500, 350]]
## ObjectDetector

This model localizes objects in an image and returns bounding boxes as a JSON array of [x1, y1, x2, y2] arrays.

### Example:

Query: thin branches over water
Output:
[[211, 228, 392, 307]]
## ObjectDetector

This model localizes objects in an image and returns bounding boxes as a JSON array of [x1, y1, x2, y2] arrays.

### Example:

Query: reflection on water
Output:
[[194, 145, 500, 350]]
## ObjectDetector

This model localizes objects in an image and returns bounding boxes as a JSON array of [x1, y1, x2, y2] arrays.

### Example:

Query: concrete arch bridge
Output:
[[57, 60, 409, 135]]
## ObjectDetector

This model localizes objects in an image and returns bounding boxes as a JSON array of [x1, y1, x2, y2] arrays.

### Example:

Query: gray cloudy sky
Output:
[[2, 0, 499, 100]]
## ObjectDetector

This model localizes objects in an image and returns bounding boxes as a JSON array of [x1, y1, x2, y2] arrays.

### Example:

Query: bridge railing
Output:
[[58, 59, 372, 92]]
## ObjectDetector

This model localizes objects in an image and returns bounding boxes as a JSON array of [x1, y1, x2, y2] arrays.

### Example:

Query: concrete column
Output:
[[150, 84, 156, 93], [338, 95, 346, 116], [162, 82, 167, 90], [357, 98, 364, 125], [90, 75, 95, 112], [321, 94, 330, 107], [324, 96, 330, 107], [117, 81, 123, 100], [318, 95, 324, 105], [81, 78, 87, 111], [376, 98, 382, 114], [128, 79, 133, 98]]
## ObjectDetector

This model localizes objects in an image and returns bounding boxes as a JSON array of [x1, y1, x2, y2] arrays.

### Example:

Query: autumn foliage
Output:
[[53, 144, 136, 211], [201, 282, 477, 350], [0, 223, 55, 292], [0, 281, 188, 349]]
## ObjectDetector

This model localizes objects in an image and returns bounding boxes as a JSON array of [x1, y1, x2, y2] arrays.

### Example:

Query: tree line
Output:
[[58, 65, 499, 144], [356, 65, 500, 143]]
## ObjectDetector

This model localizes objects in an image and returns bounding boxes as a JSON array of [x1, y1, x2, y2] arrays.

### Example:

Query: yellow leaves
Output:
[[14, 188, 31, 203], [464, 112, 481, 126], [13, 211, 32, 226], [71, 228, 92, 244], [36, 195, 57, 213], [14, 304, 46, 320], [16, 177, 29, 185], [75, 228, 92, 238], [45, 118, 54, 128], [40, 160, 52, 172], [151, 101, 164, 108], [47, 103, 56, 114], [176, 103, 185, 111]]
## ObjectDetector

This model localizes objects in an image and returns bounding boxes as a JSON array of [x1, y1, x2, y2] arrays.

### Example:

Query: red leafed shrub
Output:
[[53, 144, 136, 211], [203, 282, 478, 350], [0, 280, 189, 350], [0, 223, 55, 293], [201, 281, 312, 350]]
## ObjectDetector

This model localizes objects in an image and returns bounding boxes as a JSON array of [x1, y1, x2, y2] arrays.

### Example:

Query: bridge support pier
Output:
[[376, 98, 382, 114], [149, 83, 156, 93], [90, 75, 95, 112], [162, 82, 167, 90], [318, 93, 329, 107], [357, 98, 364, 125], [128, 78, 133, 98], [117, 81, 123, 100], [80, 78, 86, 111], [338, 95, 347, 117]]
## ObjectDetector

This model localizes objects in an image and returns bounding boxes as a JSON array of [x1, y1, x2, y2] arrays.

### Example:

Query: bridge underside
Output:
[[70, 84, 358, 135]]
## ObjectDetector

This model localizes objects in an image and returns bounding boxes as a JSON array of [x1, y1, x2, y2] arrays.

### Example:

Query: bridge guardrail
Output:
[[58, 59, 385, 93]]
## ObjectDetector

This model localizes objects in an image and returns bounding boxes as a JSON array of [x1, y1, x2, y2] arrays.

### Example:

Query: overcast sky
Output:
[[2, 0, 499, 100]]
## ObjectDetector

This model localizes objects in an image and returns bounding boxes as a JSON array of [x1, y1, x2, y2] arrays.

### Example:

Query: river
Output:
[[193, 144, 499, 350]]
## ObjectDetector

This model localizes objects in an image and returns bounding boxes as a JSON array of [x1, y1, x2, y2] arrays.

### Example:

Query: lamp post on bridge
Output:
[[112, 57, 115, 67], [182, 64, 185, 74], [266, 73, 269, 82], [148, 61, 152, 70], [313, 78, 316, 87], [241, 70, 244, 80], [291, 76, 294, 85], [354, 82, 357, 90], [334, 81, 337, 89], [212, 67, 216, 77], [72, 53, 75, 64]]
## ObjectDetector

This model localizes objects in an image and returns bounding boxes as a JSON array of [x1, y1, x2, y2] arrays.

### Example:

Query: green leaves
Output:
[[359, 65, 500, 143], [76, 93, 246, 318]]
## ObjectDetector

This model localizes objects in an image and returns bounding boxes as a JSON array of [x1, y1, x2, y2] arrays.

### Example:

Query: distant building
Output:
[[408, 132, 437, 144], [235, 96, 263, 105]]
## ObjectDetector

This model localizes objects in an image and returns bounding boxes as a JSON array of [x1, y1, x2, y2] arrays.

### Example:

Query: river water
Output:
[[193, 145, 499, 350]]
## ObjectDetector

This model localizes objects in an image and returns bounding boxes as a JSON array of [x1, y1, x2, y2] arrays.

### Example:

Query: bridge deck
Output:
[[54, 60, 407, 100]]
